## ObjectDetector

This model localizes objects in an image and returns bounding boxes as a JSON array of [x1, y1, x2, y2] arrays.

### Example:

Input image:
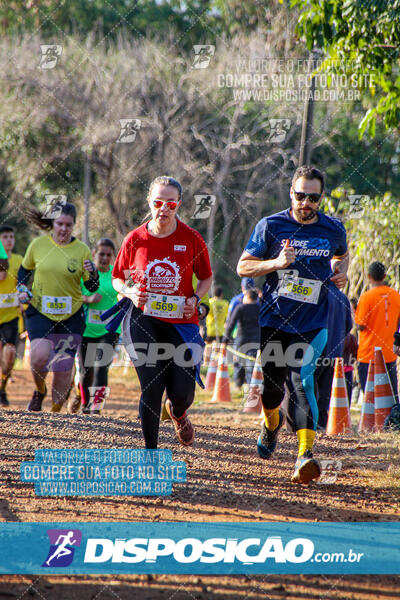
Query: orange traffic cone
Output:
[[243, 350, 263, 414], [374, 347, 395, 431], [203, 342, 213, 368], [211, 344, 232, 403], [205, 342, 219, 390], [358, 359, 375, 433], [326, 358, 352, 435]]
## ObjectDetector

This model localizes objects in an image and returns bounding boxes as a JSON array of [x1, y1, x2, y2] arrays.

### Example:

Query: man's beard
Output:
[[293, 207, 318, 222]]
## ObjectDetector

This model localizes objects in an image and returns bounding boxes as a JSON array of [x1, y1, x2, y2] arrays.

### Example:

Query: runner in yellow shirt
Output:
[[205, 287, 229, 342], [0, 226, 23, 406], [18, 202, 99, 412]]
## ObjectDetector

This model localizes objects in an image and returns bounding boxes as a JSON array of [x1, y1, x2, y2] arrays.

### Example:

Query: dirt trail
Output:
[[0, 369, 399, 597]]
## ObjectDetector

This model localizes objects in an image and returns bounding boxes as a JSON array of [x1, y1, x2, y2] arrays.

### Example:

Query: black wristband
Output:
[[193, 293, 201, 305], [394, 332, 400, 345]]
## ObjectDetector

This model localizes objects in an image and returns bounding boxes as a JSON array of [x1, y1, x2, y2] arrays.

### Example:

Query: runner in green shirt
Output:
[[70, 238, 120, 414]]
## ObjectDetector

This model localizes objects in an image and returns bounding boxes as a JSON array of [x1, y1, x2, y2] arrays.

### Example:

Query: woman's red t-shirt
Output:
[[112, 219, 212, 324]]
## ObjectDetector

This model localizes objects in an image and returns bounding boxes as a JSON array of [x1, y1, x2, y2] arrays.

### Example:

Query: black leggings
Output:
[[260, 326, 327, 431], [128, 306, 196, 449], [78, 331, 119, 406]]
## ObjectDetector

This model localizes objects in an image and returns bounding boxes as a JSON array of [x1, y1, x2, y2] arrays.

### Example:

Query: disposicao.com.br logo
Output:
[[38, 529, 366, 573]]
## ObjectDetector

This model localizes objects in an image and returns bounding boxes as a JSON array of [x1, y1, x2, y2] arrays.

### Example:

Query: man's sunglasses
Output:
[[293, 191, 322, 204], [151, 199, 179, 210]]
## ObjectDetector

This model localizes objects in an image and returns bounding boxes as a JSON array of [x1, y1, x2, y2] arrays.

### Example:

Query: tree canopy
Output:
[[291, 0, 400, 135]]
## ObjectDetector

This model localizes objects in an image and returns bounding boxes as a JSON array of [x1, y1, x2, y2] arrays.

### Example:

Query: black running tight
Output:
[[127, 306, 196, 449], [260, 326, 328, 431]]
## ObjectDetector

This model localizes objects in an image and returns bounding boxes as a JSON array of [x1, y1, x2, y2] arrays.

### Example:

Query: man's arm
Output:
[[224, 305, 240, 341], [330, 251, 349, 289], [354, 294, 367, 332], [237, 245, 295, 278], [393, 313, 400, 355]]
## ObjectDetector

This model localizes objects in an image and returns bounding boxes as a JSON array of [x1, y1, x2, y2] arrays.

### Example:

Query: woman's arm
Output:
[[83, 259, 99, 292], [17, 265, 34, 303], [194, 275, 212, 301]]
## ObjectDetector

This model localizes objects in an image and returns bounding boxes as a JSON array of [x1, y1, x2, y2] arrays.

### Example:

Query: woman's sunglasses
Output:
[[293, 191, 322, 204], [151, 199, 179, 210]]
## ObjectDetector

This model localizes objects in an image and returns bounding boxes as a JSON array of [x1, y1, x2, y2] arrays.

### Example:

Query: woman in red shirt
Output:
[[112, 176, 212, 449]]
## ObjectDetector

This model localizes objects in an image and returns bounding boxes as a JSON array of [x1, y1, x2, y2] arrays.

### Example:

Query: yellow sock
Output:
[[297, 429, 316, 457], [36, 380, 46, 394], [263, 407, 280, 431], [0, 373, 9, 391]]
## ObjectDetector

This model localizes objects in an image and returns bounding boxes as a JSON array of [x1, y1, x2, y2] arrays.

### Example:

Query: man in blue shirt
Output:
[[228, 277, 256, 316], [237, 166, 349, 484]]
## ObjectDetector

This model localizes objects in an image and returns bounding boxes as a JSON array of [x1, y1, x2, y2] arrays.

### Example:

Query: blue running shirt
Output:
[[244, 209, 347, 333]]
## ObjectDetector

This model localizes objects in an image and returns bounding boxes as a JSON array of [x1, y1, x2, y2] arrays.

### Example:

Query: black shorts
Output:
[[0, 317, 19, 346], [25, 305, 86, 341]]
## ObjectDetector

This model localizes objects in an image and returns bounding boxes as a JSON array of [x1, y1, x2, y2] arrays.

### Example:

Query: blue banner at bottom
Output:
[[0, 522, 399, 574]]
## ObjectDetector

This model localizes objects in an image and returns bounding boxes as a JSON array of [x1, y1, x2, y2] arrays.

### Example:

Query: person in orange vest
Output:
[[355, 261, 400, 402]]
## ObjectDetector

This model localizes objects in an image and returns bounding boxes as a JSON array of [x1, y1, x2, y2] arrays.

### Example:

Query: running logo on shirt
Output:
[[145, 258, 181, 293], [281, 238, 331, 260]]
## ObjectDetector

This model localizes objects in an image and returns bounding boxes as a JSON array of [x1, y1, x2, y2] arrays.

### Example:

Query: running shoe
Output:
[[0, 390, 9, 407], [51, 403, 62, 413], [291, 450, 321, 484], [165, 399, 194, 446], [27, 386, 47, 412], [68, 396, 81, 414], [257, 410, 284, 459]]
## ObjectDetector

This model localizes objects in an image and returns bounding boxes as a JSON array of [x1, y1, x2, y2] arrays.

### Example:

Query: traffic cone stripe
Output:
[[375, 396, 394, 409], [331, 397, 350, 408], [375, 373, 391, 386], [334, 379, 346, 387]]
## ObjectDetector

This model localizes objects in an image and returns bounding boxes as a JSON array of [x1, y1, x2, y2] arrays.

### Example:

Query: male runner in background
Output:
[[237, 166, 349, 484], [228, 277, 256, 316], [0, 226, 23, 406], [356, 261, 400, 402]]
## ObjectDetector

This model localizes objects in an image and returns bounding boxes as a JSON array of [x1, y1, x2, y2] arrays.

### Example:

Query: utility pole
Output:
[[299, 49, 319, 166], [83, 151, 91, 245]]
